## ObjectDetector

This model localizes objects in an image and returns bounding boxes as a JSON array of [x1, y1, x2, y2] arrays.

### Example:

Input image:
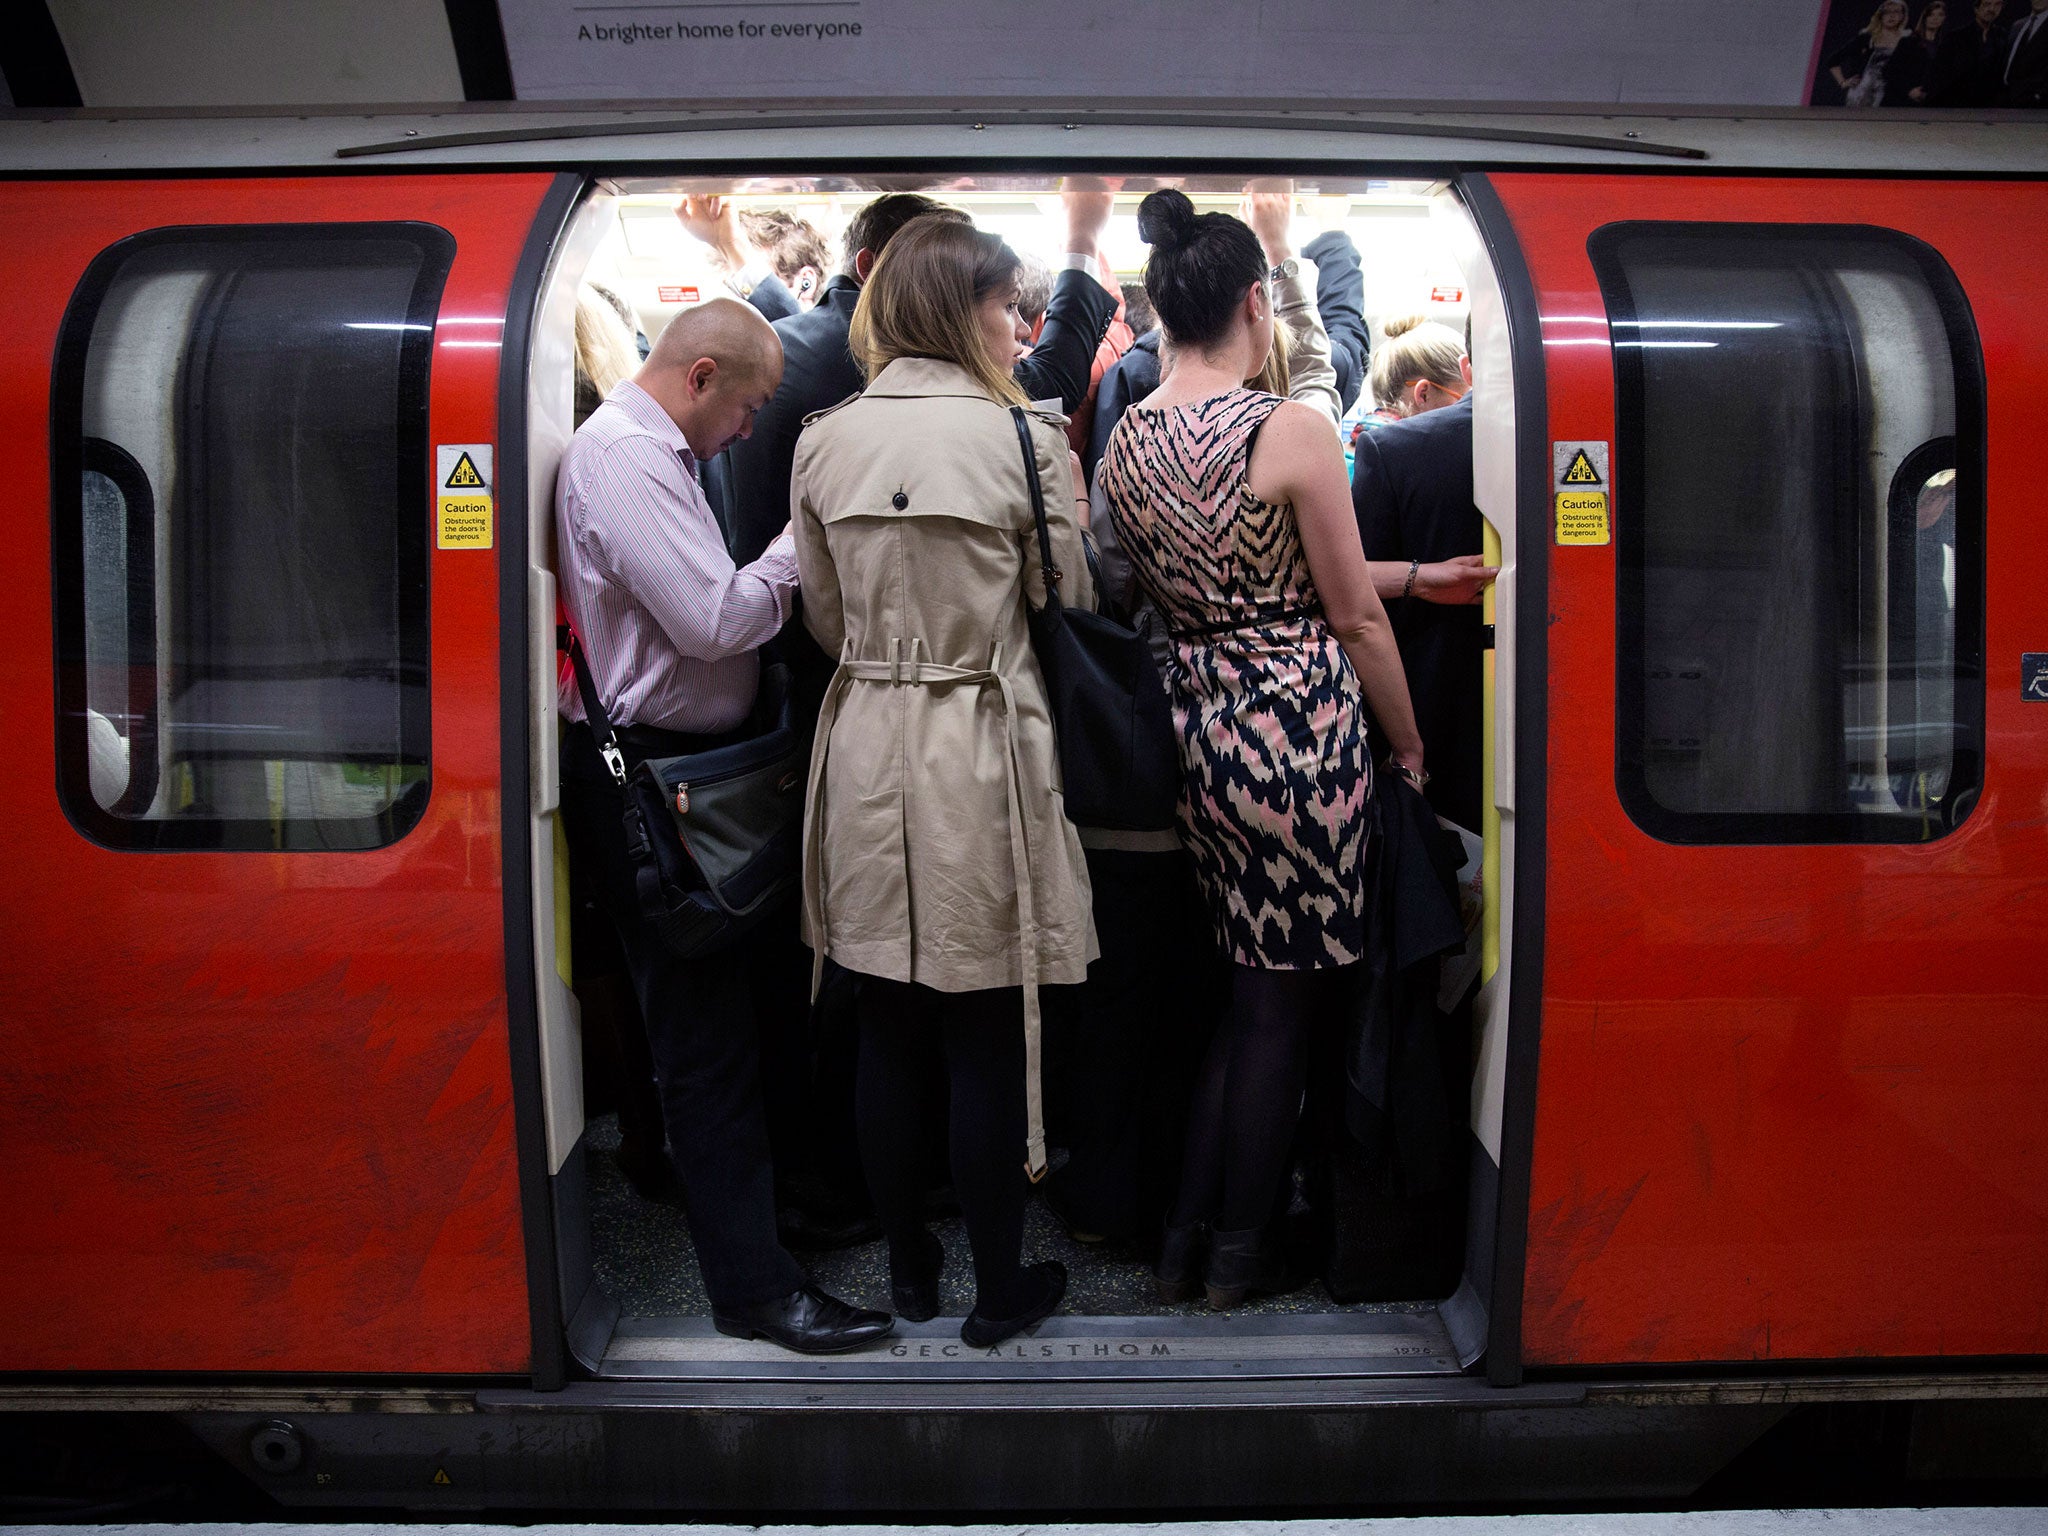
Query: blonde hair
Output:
[[574, 286, 640, 420], [849, 215, 1027, 408], [1369, 314, 1466, 416], [1867, 0, 1909, 33], [1248, 314, 1292, 397]]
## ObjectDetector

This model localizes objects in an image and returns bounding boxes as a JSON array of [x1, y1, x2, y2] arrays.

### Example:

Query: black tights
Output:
[[856, 976, 1032, 1317], [1171, 963, 1349, 1233]]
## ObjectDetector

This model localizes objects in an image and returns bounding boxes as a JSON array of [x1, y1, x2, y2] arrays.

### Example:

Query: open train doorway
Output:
[[518, 172, 1525, 1382]]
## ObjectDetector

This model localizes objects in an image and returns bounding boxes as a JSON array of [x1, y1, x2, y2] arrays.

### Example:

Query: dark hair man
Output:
[[1934, 0, 2010, 105], [709, 183, 1120, 569]]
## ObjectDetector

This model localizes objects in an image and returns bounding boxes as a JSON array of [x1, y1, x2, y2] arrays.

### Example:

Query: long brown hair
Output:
[[849, 214, 1027, 407]]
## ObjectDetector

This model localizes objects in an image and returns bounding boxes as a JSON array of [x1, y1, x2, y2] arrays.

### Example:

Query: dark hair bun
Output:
[[1136, 188, 1198, 249]]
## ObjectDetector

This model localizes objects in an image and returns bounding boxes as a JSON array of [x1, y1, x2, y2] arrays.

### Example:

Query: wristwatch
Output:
[[1267, 257, 1298, 283]]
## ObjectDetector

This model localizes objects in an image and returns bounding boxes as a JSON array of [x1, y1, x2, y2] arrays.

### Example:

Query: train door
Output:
[[522, 174, 1537, 1382], [1483, 173, 2048, 1367], [0, 172, 564, 1375]]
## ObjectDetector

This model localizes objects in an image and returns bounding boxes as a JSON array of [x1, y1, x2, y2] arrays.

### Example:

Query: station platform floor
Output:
[[21, 1515, 2048, 1536]]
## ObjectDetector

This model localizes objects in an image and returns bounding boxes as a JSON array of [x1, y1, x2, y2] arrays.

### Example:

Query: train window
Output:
[[51, 225, 453, 851], [1592, 223, 1984, 845]]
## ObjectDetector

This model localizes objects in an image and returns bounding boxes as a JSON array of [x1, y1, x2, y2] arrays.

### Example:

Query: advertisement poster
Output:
[[1808, 0, 2048, 106], [497, 0, 1833, 105]]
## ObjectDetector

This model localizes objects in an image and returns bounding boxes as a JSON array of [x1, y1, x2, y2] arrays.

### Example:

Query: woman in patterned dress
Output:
[[1098, 189, 1425, 1307]]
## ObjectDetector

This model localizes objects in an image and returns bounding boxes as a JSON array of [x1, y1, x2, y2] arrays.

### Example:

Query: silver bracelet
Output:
[[1401, 558, 1420, 600]]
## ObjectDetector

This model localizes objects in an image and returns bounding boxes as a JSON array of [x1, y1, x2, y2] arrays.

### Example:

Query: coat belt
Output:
[[803, 636, 1051, 1181]]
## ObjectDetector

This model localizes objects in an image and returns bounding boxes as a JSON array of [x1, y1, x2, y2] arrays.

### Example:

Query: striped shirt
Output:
[[556, 380, 799, 734]]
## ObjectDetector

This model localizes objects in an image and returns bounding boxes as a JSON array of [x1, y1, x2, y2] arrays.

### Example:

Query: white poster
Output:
[[499, 0, 1830, 106]]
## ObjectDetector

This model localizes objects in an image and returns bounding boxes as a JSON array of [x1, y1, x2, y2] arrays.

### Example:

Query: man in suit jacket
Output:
[[1352, 393, 1488, 834], [2003, 0, 2048, 105], [1934, 0, 2010, 105], [710, 186, 1119, 569]]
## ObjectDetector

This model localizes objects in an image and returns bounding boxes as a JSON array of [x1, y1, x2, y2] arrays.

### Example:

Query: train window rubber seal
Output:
[[49, 221, 455, 853], [1590, 220, 1986, 848]]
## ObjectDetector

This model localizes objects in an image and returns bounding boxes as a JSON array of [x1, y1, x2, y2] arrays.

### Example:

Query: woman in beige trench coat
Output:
[[790, 215, 1096, 1349]]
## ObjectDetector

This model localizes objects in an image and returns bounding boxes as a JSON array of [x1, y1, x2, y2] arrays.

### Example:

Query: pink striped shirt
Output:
[[556, 380, 799, 734]]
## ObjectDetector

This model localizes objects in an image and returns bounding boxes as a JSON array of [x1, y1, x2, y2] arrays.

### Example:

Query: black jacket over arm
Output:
[[1014, 265, 1119, 413], [1351, 395, 1485, 832]]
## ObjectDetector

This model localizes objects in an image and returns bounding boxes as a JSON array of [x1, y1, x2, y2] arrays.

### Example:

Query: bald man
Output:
[[556, 298, 891, 1354]]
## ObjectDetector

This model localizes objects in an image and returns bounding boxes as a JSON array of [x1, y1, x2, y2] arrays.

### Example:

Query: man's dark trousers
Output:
[[560, 721, 805, 1309]]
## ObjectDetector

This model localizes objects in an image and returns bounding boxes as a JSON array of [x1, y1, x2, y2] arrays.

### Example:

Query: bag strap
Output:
[[557, 620, 628, 787], [1009, 405, 1063, 613]]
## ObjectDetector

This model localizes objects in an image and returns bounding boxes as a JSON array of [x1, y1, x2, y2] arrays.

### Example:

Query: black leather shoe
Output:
[[889, 1229, 945, 1323], [961, 1260, 1067, 1348], [776, 1204, 885, 1252], [712, 1285, 894, 1354]]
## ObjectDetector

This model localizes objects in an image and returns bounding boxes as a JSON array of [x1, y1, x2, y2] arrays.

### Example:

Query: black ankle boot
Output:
[[1205, 1224, 1291, 1309], [1154, 1219, 1208, 1304], [961, 1260, 1067, 1348], [889, 1229, 944, 1323]]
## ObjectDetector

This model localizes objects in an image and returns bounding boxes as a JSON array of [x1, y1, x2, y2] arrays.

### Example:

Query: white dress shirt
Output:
[[556, 379, 799, 735]]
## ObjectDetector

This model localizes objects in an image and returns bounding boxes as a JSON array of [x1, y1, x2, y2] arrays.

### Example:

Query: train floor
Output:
[[585, 1112, 1453, 1376]]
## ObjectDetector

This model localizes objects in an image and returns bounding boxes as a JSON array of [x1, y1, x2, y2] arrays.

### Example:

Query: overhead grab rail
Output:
[[336, 108, 1710, 161]]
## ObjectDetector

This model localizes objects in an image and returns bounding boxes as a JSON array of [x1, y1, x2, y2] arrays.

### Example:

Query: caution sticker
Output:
[[436, 444, 494, 550], [1552, 440, 1610, 546], [1555, 491, 1610, 544]]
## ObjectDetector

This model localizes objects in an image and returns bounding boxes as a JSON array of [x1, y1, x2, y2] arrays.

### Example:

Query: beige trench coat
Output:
[[790, 356, 1098, 1177]]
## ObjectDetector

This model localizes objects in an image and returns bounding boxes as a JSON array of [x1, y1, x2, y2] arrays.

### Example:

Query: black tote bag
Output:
[[562, 624, 805, 959], [1009, 406, 1179, 832]]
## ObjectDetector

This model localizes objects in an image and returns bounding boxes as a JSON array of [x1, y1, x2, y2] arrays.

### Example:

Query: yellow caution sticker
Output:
[[1552, 440, 1611, 546], [436, 444, 494, 550], [444, 451, 487, 489], [1560, 449, 1603, 485], [438, 494, 494, 548], [1555, 490, 1610, 545]]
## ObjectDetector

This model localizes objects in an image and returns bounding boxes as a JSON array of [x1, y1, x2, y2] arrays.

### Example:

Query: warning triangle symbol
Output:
[[432, 1468, 452, 1486], [445, 452, 486, 489], [1562, 450, 1602, 485]]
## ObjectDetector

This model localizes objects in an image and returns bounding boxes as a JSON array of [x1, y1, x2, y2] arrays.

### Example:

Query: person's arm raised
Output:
[[1248, 401, 1425, 776]]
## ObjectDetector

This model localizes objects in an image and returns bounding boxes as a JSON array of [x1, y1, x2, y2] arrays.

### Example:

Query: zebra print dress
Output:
[[1099, 387, 1369, 970]]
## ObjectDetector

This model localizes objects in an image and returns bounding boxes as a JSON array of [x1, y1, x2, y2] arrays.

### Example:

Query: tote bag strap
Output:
[[558, 620, 628, 787], [1009, 405, 1064, 614]]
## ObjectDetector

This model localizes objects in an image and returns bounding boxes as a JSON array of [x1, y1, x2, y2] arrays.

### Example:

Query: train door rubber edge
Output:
[[499, 169, 591, 1393], [1455, 171, 1550, 1391]]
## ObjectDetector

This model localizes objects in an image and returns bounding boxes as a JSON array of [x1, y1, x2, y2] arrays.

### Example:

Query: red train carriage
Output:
[[0, 104, 2043, 1510]]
